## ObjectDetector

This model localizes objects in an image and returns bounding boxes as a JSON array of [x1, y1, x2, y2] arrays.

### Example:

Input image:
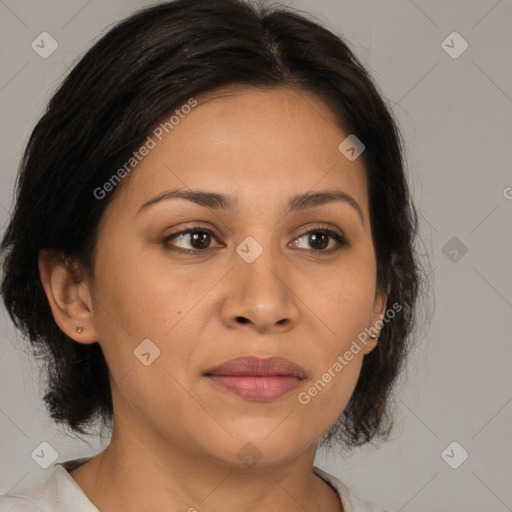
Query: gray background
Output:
[[1, 1, 511, 511]]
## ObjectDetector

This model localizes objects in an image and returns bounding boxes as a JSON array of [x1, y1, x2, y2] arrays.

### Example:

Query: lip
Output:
[[204, 356, 306, 402]]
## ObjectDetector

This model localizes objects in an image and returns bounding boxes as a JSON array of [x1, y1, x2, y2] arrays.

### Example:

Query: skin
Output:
[[39, 86, 388, 512]]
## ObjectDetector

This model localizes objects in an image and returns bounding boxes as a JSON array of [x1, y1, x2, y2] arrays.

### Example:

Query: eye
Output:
[[162, 224, 349, 254], [291, 226, 349, 252], [162, 225, 223, 253]]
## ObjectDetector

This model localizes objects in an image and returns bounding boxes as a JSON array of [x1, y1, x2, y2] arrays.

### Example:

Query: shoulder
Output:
[[312, 465, 392, 512], [0, 487, 47, 511], [0, 458, 97, 512]]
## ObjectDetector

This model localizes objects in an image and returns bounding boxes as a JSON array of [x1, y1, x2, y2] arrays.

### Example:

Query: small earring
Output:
[[76, 325, 83, 333], [369, 334, 377, 339]]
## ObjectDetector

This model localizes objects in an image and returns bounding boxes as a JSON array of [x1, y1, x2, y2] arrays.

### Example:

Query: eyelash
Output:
[[162, 224, 349, 255]]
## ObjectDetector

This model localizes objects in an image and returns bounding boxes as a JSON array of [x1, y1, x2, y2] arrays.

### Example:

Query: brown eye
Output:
[[163, 227, 221, 252], [307, 232, 330, 250], [186, 230, 212, 249], [292, 227, 348, 252]]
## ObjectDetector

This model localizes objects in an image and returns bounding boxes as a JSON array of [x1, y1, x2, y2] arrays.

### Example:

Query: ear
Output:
[[362, 283, 390, 355], [38, 250, 99, 344]]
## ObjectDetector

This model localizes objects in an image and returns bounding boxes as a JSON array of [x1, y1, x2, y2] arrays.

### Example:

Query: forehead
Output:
[[107, 86, 369, 220]]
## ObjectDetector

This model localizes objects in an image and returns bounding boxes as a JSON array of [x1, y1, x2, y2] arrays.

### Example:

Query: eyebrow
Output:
[[138, 188, 364, 223]]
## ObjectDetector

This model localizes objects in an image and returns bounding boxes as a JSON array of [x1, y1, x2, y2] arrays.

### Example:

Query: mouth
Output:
[[204, 356, 306, 402]]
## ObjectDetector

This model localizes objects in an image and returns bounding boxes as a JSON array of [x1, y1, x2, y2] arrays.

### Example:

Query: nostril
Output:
[[236, 316, 249, 324]]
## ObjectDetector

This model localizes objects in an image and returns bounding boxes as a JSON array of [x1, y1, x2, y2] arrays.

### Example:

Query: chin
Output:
[[197, 425, 314, 468]]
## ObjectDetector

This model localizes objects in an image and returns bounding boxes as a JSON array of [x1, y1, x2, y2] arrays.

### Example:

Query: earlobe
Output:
[[38, 250, 99, 344]]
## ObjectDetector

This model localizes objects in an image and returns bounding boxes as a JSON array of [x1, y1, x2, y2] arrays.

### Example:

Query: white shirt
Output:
[[0, 458, 390, 511]]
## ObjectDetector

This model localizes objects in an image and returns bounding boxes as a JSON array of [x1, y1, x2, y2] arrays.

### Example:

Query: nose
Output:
[[219, 241, 300, 334]]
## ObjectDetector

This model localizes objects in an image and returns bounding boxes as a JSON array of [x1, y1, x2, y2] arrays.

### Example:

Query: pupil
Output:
[[191, 231, 210, 249], [310, 233, 328, 250]]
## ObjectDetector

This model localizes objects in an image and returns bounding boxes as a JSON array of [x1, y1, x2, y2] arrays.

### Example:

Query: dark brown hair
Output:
[[1, 0, 424, 447]]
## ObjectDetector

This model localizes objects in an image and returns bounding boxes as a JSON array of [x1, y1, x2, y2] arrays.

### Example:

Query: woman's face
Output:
[[86, 86, 387, 465]]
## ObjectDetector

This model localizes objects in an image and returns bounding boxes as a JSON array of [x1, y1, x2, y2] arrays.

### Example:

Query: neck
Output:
[[69, 411, 342, 512]]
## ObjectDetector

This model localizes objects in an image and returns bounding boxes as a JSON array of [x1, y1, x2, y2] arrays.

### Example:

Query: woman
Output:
[[0, 0, 423, 510]]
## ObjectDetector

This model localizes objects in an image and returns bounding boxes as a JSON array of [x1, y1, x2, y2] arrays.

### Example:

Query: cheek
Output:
[[92, 238, 179, 334], [90, 247, 204, 382], [300, 255, 376, 415], [315, 255, 377, 342], [295, 352, 364, 439]]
